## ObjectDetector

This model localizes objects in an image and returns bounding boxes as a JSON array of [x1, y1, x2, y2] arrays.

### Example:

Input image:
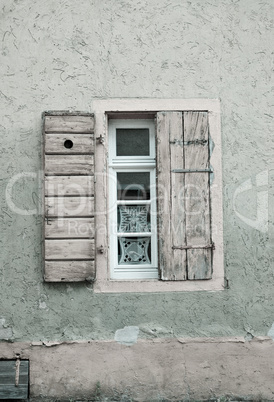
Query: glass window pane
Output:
[[118, 237, 151, 265], [117, 172, 150, 200], [118, 205, 151, 233], [116, 128, 150, 156]]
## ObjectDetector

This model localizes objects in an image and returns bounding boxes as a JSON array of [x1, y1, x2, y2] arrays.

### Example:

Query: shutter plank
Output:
[[184, 112, 209, 170], [44, 260, 95, 282], [45, 218, 94, 238], [45, 239, 94, 260], [45, 115, 94, 133], [45, 155, 94, 175], [45, 176, 94, 196], [45, 133, 94, 154], [45, 196, 94, 217], [184, 112, 212, 280], [157, 112, 186, 280], [157, 112, 172, 279], [170, 112, 187, 280]]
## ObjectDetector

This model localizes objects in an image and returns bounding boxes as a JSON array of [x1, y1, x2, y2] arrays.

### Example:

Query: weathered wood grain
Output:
[[45, 176, 94, 196], [183, 112, 212, 280], [45, 155, 94, 175], [184, 111, 209, 170], [44, 260, 95, 282], [169, 112, 187, 280], [45, 218, 94, 238], [157, 112, 187, 280], [0, 360, 29, 400], [187, 248, 212, 280], [157, 112, 171, 279], [184, 172, 211, 279], [45, 133, 94, 154], [44, 115, 94, 133], [45, 239, 94, 260], [45, 197, 94, 217], [43, 112, 96, 282]]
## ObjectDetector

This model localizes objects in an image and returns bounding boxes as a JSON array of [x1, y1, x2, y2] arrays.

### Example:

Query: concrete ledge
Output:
[[0, 337, 274, 401]]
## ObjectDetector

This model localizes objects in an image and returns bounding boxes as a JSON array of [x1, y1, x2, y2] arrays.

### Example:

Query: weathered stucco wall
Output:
[[2, 337, 274, 401], [1, 0, 273, 342], [0, 0, 273, 396]]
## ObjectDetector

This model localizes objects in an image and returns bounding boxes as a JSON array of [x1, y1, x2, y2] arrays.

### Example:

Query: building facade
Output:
[[0, 0, 273, 399]]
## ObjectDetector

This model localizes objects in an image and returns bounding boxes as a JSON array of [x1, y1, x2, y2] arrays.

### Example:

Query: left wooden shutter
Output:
[[43, 112, 95, 282]]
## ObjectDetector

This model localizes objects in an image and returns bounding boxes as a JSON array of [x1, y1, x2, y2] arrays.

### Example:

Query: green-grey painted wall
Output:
[[0, 0, 273, 342]]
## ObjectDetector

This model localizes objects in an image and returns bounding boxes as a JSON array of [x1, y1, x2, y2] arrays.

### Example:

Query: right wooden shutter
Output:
[[157, 111, 212, 281]]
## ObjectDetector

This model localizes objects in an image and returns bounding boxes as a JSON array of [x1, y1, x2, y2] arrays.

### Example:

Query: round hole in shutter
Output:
[[64, 139, 73, 149]]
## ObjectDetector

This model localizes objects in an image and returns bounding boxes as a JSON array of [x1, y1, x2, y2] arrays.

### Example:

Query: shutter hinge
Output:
[[171, 169, 213, 173], [169, 139, 207, 146], [96, 134, 104, 144], [45, 215, 52, 225], [97, 245, 104, 254], [172, 243, 215, 250]]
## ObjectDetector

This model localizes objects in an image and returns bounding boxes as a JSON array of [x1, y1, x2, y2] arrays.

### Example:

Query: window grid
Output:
[[108, 119, 158, 280]]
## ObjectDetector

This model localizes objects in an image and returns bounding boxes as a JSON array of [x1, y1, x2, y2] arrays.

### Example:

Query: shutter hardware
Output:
[[97, 245, 104, 254], [172, 243, 215, 250], [172, 169, 213, 173], [45, 215, 52, 225], [169, 139, 207, 146], [96, 134, 104, 144]]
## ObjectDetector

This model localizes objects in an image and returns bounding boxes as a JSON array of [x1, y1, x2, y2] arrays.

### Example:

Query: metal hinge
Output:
[[96, 134, 104, 144], [15, 354, 20, 387], [172, 169, 213, 173], [172, 243, 215, 250], [97, 245, 104, 254], [169, 139, 208, 146], [45, 215, 52, 225]]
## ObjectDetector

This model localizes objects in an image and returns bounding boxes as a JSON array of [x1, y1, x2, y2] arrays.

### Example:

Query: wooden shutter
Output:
[[157, 111, 212, 280], [43, 112, 95, 282]]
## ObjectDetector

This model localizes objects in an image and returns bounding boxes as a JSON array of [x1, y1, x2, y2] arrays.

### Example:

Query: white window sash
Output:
[[108, 119, 158, 280]]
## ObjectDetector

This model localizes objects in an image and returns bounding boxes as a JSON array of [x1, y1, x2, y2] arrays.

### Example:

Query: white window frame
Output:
[[93, 99, 224, 293], [108, 119, 158, 279]]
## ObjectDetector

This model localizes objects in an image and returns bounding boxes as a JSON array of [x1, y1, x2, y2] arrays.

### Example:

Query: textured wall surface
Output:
[[1, 337, 274, 400], [0, 0, 273, 346]]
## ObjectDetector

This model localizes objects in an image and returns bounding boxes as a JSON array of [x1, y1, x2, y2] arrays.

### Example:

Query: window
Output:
[[93, 99, 224, 293], [42, 100, 224, 292], [108, 119, 158, 279]]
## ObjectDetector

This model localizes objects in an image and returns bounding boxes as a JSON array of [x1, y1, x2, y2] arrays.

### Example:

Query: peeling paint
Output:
[[39, 300, 47, 309], [114, 326, 139, 346], [139, 322, 173, 338], [267, 323, 274, 340], [0, 318, 13, 340]]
